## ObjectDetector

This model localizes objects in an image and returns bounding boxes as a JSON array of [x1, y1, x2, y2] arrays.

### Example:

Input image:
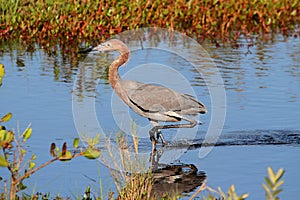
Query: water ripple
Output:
[[189, 130, 300, 148]]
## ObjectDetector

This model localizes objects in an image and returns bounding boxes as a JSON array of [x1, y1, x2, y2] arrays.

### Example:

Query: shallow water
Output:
[[0, 34, 299, 198]]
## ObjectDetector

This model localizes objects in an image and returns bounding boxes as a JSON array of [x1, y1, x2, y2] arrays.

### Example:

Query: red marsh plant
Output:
[[0, 0, 299, 44]]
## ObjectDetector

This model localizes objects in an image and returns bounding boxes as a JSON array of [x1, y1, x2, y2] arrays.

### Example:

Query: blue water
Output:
[[0, 34, 299, 199]]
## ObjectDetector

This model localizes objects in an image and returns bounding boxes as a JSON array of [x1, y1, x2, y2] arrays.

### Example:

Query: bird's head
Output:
[[92, 39, 129, 54]]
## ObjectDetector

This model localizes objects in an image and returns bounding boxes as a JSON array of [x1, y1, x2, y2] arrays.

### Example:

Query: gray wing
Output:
[[121, 80, 206, 115]]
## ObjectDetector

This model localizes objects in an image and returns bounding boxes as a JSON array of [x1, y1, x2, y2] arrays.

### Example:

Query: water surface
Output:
[[0, 35, 299, 198]]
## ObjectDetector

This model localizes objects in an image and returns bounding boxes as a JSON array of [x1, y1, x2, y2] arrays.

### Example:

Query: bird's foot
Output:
[[150, 128, 167, 149]]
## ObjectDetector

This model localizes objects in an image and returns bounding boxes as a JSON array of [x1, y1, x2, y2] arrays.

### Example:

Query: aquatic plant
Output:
[[263, 167, 285, 200], [201, 184, 249, 200], [198, 167, 285, 200], [99, 131, 154, 200], [0, 63, 4, 86], [0, 0, 299, 51], [0, 113, 101, 199]]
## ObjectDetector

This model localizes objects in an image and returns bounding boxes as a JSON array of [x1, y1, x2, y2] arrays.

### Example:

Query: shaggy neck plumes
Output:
[[108, 51, 130, 89]]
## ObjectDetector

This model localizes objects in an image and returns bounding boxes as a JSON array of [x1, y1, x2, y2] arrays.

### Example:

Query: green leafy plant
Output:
[[262, 167, 285, 200], [0, 63, 5, 87], [201, 184, 249, 200], [218, 185, 249, 200], [200, 167, 285, 200], [0, 113, 101, 199]]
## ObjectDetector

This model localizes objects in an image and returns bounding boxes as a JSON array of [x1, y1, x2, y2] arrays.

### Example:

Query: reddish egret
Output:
[[92, 39, 207, 149]]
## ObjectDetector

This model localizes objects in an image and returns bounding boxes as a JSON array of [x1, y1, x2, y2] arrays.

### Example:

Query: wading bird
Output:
[[92, 39, 207, 150]]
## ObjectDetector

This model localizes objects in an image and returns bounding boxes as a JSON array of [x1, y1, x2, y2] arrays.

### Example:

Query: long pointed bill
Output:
[[78, 47, 94, 54], [91, 44, 106, 52]]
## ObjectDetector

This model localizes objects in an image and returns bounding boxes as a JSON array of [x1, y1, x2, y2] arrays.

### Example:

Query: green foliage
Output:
[[202, 167, 285, 200], [82, 185, 92, 200], [0, 112, 12, 123], [0, 63, 5, 86], [22, 127, 32, 142], [203, 185, 249, 200], [0, 113, 14, 150], [57, 143, 73, 161], [0, 154, 8, 167], [73, 137, 79, 149], [83, 146, 101, 159], [0, 0, 299, 48], [0, 128, 14, 149], [0, 113, 102, 199], [262, 167, 285, 200], [219, 185, 249, 200], [85, 134, 101, 148]]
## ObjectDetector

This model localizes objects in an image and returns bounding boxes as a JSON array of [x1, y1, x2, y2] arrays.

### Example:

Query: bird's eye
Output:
[[106, 43, 111, 47]]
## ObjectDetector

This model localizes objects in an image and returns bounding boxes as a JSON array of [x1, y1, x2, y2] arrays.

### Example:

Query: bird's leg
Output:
[[151, 139, 156, 152], [156, 131, 166, 145], [149, 116, 198, 146], [156, 131, 160, 140], [149, 120, 161, 144], [149, 126, 159, 152], [149, 126, 158, 143], [152, 115, 197, 142], [155, 118, 197, 131]]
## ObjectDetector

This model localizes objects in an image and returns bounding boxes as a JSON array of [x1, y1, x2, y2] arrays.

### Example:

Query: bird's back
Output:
[[119, 79, 206, 121]]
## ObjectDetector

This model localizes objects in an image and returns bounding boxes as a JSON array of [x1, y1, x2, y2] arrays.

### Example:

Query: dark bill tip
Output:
[[78, 47, 94, 54], [199, 108, 207, 114]]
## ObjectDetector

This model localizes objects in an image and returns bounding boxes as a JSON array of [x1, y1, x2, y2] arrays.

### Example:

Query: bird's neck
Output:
[[109, 52, 130, 89]]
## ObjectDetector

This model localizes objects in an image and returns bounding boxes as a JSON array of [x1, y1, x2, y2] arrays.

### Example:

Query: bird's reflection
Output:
[[149, 148, 206, 199], [110, 146, 207, 199]]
